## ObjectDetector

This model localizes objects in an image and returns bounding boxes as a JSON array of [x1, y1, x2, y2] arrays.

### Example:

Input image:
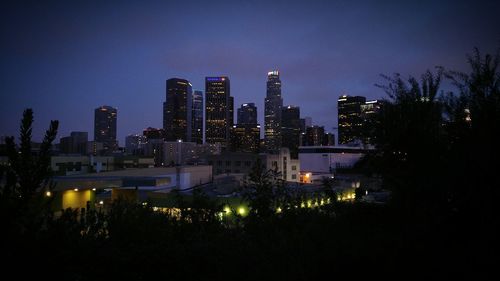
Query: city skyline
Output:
[[1, 0, 499, 144]]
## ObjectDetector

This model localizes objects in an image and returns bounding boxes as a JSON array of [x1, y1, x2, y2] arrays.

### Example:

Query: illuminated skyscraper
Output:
[[205, 76, 233, 146], [94, 105, 117, 152], [164, 78, 192, 142], [264, 70, 283, 152], [192, 90, 204, 144], [338, 95, 366, 145]]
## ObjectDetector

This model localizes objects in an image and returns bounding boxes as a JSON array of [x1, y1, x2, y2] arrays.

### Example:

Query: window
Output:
[[244, 161, 251, 166], [292, 174, 297, 179], [226, 161, 231, 166], [208, 161, 213, 165], [217, 160, 222, 166], [292, 165, 297, 171], [235, 161, 241, 166]]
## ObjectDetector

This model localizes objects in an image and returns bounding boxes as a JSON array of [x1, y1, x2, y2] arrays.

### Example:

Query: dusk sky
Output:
[[1, 0, 499, 144]]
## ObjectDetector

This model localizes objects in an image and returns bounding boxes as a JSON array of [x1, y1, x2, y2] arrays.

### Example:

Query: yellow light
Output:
[[320, 199, 324, 205], [307, 200, 312, 208], [224, 206, 231, 214], [45, 191, 51, 197], [74, 188, 79, 192], [237, 207, 246, 216], [276, 207, 282, 213], [300, 202, 305, 208]]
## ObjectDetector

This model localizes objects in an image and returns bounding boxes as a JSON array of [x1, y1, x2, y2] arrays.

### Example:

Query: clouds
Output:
[[1, 0, 499, 142]]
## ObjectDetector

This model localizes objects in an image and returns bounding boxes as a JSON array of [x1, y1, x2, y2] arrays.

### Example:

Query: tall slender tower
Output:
[[205, 76, 233, 146], [164, 78, 193, 142], [94, 105, 117, 152], [264, 70, 283, 152], [192, 90, 204, 144]]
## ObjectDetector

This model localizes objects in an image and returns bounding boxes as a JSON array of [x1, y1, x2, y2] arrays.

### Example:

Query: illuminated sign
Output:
[[206, 77, 226, 82], [267, 70, 279, 76]]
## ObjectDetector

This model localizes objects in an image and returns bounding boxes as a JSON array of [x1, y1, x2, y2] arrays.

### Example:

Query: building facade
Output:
[[230, 124, 261, 153], [237, 103, 257, 124], [281, 105, 301, 158], [205, 77, 233, 147], [164, 78, 193, 142], [338, 95, 366, 145], [94, 105, 117, 152], [264, 70, 283, 152], [192, 90, 204, 144]]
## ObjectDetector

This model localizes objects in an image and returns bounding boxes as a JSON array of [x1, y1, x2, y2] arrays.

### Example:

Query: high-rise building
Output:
[[281, 105, 301, 158], [305, 125, 325, 146], [164, 78, 193, 142], [192, 90, 204, 144], [125, 134, 147, 155], [238, 103, 257, 124], [143, 127, 165, 141], [338, 95, 366, 145], [230, 124, 261, 153], [265, 70, 283, 152], [60, 131, 88, 155], [361, 100, 382, 145], [205, 76, 233, 146], [323, 133, 335, 146], [94, 105, 117, 152]]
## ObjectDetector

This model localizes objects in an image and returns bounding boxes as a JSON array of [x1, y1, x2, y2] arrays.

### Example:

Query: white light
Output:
[[92, 188, 96, 191], [99, 200, 104, 205], [74, 188, 79, 192]]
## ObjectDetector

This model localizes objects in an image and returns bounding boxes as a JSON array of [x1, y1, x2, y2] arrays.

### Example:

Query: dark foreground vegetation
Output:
[[1, 48, 499, 279]]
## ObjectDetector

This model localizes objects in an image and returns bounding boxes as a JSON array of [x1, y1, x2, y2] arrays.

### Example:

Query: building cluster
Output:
[[1, 71, 381, 186]]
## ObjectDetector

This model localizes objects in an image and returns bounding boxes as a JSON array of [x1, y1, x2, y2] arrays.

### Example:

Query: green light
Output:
[[237, 206, 246, 216]]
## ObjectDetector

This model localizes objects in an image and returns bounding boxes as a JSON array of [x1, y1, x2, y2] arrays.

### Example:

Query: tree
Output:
[[374, 68, 448, 214], [242, 158, 283, 219], [0, 109, 59, 236]]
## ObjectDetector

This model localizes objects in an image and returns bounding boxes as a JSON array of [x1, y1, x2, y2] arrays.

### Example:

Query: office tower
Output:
[[338, 95, 366, 145], [143, 127, 165, 141], [205, 76, 233, 146], [192, 90, 204, 144], [360, 100, 382, 145], [60, 131, 88, 154], [323, 133, 335, 146], [230, 124, 261, 153], [164, 78, 193, 142], [238, 103, 257, 124], [264, 70, 283, 152], [94, 105, 117, 152], [281, 105, 301, 158], [305, 125, 325, 146], [125, 134, 147, 155]]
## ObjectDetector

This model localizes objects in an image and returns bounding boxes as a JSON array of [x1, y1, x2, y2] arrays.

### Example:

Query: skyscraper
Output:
[[192, 90, 204, 144], [94, 105, 117, 152], [205, 76, 233, 146], [360, 100, 382, 145], [230, 124, 261, 153], [238, 103, 257, 124], [265, 70, 283, 152], [164, 78, 193, 142], [281, 105, 301, 158], [338, 95, 366, 145], [305, 125, 325, 146]]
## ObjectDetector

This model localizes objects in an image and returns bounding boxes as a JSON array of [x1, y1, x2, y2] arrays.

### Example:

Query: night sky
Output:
[[1, 0, 499, 144]]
